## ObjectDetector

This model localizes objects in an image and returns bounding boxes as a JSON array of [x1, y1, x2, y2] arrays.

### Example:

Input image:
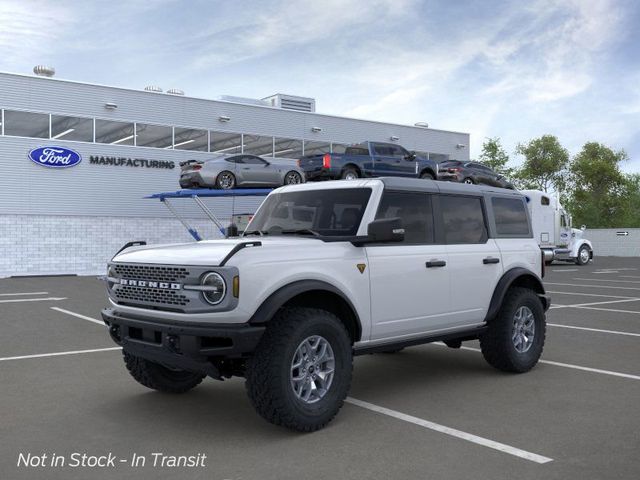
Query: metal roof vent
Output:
[[33, 65, 55, 77], [144, 85, 163, 93], [262, 94, 316, 112], [166, 88, 185, 96]]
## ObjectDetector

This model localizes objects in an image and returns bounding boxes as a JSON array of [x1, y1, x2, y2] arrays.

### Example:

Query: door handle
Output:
[[426, 260, 446, 268], [483, 257, 500, 264]]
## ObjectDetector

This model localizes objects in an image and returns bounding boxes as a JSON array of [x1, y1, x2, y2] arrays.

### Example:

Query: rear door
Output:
[[367, 191, 452, 341], [437, 194, 503, 326]]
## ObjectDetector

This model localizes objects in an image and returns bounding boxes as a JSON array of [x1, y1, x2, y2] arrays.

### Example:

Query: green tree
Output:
[[514, 135, 569, 192], [566, 142, 634, 228], [478, 137, 513, 177]]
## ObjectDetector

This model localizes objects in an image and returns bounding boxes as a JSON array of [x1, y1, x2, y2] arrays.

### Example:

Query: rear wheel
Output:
[[216, 171, 236, 189], [245, 307, 353, 432], [479, 287, 545, 373], [284, 171, 303, 185], [576, 245, 591, 265], [420, 171, 435, 180], [463, 177, 475, 185], [341, 167, 359, 180], [123, 351, 205, 393]]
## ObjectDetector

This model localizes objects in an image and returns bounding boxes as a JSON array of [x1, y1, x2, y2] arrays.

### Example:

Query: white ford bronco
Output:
[[102, 178, 550, 431]]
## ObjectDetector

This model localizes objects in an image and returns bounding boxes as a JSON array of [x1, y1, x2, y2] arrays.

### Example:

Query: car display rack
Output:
[[146, 188, 272, 240]]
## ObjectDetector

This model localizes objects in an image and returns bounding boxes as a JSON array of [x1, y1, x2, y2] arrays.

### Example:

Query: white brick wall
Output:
[[0, 215, 226, 278]]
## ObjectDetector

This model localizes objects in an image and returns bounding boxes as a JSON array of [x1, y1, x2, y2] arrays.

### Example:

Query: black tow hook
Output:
[[166, 335, 180, 353], [109, 325, 122, 343]]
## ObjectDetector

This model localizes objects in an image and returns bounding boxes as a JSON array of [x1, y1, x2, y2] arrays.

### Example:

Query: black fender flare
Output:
[[248, 280, 363, 341], [484, 268, 549, 322], [419, 167, 437, 178]]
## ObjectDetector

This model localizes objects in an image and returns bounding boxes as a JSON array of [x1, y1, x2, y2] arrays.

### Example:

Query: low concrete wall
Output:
[[584, 228, 640, 257]]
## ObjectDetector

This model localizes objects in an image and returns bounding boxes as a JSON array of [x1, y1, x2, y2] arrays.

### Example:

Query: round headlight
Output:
[[201, 272, 226, 305]]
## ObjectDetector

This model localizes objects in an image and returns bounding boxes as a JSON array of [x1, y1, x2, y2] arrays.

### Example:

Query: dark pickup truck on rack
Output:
[[298, 141, 438, 181]]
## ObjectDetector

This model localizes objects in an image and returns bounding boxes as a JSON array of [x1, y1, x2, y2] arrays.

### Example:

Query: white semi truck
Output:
[[521, 190, 593, 265]]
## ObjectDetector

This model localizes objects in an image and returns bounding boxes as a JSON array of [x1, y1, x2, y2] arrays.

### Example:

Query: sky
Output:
[[1, 0, 639, 171]]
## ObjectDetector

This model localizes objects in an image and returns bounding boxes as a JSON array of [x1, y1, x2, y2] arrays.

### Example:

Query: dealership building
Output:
[[0, 69, 470, 277]]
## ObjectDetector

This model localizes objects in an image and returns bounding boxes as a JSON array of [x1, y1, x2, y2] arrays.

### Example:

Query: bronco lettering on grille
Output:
[[119, 279, 182, 290]]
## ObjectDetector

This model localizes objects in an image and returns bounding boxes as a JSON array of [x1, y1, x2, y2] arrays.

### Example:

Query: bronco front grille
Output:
[[114, 285, 190, 307], [113, 264, 190, 282]]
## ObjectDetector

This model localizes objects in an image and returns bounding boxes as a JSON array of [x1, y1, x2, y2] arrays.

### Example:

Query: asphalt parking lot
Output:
[[1, 257, 639, 480]]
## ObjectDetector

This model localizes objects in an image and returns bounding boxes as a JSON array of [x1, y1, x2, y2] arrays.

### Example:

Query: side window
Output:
[[389, 145, 407, 158], [375, 191, 434, 244], [225, 156, 243, 164], [440, 195, 488, 244], [492, 197, 530, 236], [373, 144, 392, 156], [243, 155, 267, 165]]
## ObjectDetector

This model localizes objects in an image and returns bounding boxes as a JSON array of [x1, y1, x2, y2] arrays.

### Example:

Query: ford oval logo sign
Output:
[[28, 146, 82, 168]]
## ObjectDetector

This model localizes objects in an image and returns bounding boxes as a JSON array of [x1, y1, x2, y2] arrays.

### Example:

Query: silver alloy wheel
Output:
[[218, 172, 235, 189], [464, 178, 474, 184], [285, 171, 302, 184], [290, 335, 335, 404], [579, 247, 590, 263], [344, 171, 358, 180], [512, 306, 535, 353]]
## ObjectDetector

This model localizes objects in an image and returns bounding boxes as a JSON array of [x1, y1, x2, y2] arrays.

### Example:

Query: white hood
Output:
[[112, 237, 321, 266]]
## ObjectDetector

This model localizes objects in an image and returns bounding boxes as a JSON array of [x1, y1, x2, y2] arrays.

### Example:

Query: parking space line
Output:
[[545, 282, 640, 291], [51, 307, 105, 326], [551, 269, 578, 272], [572, 306, 640, 315], [443, 345, 640, 381], [0, 292, 49, 296], [620, 275, 640, 279], [548, 323, 640, 337], [0, 347, 121, 362], [546, 291, 638, 299], [346, 397, 553, 464], [549, 298, 640, 310], [0, 297, 67, 304], [573, 278, 640, 284]]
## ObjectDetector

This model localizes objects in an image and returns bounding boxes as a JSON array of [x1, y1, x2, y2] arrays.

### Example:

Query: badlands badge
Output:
[[356, 263, 366, 274]]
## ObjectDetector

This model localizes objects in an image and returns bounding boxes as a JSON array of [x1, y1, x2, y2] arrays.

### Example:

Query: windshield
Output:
[[244, 188, 372, 237]]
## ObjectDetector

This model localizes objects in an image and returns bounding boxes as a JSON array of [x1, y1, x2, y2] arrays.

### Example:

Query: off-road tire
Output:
[[479, 287, 546, 373], [123, 351, 205, 393], [420, 171, 435, 180], [576, 245, 591, 266], [245, 307, 353, 432], [341, 167, 359, 180]]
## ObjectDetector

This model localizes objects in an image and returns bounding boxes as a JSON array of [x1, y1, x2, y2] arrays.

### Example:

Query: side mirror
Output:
[[353, 218, 404, 245], [405, 151, 416, 161]]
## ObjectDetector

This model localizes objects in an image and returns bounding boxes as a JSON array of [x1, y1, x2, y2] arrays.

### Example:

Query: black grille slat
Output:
[[112, 264, 192, 309], [115, 286, 189, 306]]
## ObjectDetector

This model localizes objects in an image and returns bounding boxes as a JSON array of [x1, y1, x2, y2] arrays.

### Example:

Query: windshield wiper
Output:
[[280, 229, 321, 237]]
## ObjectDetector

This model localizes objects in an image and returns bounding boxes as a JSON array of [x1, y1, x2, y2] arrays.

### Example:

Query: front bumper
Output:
[[102, 308, 265, 377]]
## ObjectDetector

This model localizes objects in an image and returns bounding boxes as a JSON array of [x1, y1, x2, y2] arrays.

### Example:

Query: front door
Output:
[[366, 191, 452, 341]]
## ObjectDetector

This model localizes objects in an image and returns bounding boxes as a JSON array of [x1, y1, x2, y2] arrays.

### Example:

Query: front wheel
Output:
[[245, 307, 353, 432], [284, 171, 303, 185], [576, 245, 591, 265], [479, 287, 546, 373], [123, 352, 205, 393], [216, 171, 236, 189], [463, 177, 475, 185]]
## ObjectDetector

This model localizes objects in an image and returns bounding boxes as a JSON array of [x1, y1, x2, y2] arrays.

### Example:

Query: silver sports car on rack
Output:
[[179, 154, 305, 189]]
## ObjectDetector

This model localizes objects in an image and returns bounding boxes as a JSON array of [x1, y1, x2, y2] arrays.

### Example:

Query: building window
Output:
[[173, 127, 208, 151], [273, 137, 303, 158], [210, 131, 243, 154], [50, 115, 93, 142], [244, 134, 274, 156], [95, 119, 135, 145], [3, 110, 49, 139], [303, 140, 330, 156], [429, 153, 449, 163], [135, 123, 172, 149]]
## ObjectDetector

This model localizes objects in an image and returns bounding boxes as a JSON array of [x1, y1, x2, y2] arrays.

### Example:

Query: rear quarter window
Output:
[[491, 197, 531, 237], [440, 195, 488, 244]]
